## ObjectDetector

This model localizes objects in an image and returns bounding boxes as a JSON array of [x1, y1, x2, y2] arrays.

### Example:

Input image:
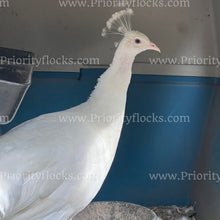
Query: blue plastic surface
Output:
[[0, 69, 218, 207]]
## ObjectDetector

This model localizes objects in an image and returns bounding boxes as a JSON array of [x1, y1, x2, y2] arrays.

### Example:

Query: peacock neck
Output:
[[86, 45, 135, 123], [111, 43, 135, 74]]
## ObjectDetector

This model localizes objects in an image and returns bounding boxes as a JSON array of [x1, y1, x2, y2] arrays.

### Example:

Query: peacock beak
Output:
[[148, 42, 161, 53]]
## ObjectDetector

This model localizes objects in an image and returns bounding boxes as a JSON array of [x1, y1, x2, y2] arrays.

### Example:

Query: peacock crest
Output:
[[101, 8, 134, 37]]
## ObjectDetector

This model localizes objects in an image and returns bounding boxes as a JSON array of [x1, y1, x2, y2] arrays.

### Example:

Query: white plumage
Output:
[[0, 9, 160, 220]]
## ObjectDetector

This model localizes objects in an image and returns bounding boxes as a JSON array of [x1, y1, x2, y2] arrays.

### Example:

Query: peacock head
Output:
[[101, 8, 160, 57]]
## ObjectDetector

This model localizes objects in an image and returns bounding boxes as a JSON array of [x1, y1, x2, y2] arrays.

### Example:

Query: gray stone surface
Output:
[[72, 202, 159, 220], [152, 206, 196, 220]]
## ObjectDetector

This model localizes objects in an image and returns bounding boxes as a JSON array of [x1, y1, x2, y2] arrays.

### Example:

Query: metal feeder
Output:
[[0, 47, 34, 124]]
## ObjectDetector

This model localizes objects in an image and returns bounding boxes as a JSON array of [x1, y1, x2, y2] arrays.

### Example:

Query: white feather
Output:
[[0, 9, 158, 220], [101, 8, 134, 37], [0, 36, 134, 220], [0, 103, 125, 220]]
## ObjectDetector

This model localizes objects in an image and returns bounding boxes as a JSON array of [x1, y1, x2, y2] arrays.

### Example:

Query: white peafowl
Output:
[[0, 8, 160, 220]]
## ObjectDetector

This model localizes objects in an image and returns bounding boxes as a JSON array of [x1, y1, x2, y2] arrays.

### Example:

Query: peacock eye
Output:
[[135, 38, 141, 44]]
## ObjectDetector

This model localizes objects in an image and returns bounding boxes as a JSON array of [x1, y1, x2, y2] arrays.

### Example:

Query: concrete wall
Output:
[[192, 85, 220, 220], [212, 0, 220, 57], [0, 0, 219, 76], [191, 2, 220, 219]]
